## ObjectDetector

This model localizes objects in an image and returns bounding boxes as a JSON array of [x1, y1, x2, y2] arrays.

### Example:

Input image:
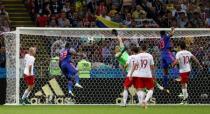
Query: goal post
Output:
[[3, 27, 210, 105]]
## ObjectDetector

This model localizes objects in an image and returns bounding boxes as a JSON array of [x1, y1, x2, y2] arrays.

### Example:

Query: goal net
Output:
[[4, 28, 210, 105]]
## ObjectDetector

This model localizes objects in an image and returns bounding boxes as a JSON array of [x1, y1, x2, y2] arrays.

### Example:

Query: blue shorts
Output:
[[60, 62, 78, 79], [161, 52, 175, 69]]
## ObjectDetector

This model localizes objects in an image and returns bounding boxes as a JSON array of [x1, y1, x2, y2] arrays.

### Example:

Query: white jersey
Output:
[[132, 52, 154, 78], [176, 50, 193, 73], [127, 55, 137, 77], [24, 54, 35, 76]]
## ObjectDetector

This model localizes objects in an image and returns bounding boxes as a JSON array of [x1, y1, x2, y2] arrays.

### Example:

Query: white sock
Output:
[[137, 91, 145, 105], [144, 90, 153, 103], [26, 91, 31, 98], [123, 90, 128, 104], [182, 89, 188, 100], [22, 89, 29, 99]]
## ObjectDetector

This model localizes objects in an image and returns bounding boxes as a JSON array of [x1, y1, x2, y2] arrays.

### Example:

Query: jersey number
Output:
[[60, 51, 67, 60], [135, 59, 148, 69], [183, 56, 190, 64], [159, 39, 165, 49]]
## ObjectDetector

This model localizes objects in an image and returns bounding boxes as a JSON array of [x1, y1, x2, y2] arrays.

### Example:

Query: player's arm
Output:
[[69, 48, 86, 57], [191, 55, 203, 69], [150, 56, 156, 79], [172, 53, 179, 67], [169, 27, 175, 37], [112, 29, 124, 47], [172, 59, 178, 67]]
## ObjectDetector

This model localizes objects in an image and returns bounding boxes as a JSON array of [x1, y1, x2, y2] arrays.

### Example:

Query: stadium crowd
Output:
[[26, 0, 210, 28], [0, 1, 10, 33]]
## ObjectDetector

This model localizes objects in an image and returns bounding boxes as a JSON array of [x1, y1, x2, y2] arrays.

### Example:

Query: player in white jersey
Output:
[[121, 46, 139, 106], [21, 47, 36, 104], [172, 42, 202, 104], [130, 44, 155, 109]]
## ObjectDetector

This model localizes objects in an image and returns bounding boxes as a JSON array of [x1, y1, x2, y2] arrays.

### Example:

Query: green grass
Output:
[[0, 105, 210, 114]]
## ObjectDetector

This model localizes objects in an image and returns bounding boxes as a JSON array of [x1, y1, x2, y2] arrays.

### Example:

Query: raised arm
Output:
[[169, 27, 175, 37], [112, 29, 124, 47]]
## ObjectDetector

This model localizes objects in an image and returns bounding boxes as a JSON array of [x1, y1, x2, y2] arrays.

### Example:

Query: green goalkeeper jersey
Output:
[[115, 46, 129, 66]]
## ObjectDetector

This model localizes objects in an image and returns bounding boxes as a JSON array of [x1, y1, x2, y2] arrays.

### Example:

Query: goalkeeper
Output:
[[112, 29, 129, 69]]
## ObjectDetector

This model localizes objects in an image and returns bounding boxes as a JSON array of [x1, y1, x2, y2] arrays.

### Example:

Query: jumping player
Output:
[[21, 47, 36, 104], [159, 27, 175, 91], [172, 41, 202, 104], [59, 42, 84, 96], [130, 44, 155, 109], [112, 29, 129, 68]]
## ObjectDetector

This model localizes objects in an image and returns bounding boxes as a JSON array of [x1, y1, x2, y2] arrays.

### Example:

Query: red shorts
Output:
[[136, 77, 154, 90], [180, 72, 190, 84], [24, 74, 35, 85], [124, 77, 140, 89]]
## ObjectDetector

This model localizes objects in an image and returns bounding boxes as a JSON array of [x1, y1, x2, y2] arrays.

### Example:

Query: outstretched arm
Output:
[[69, 48, 85, 57], [192, 56, 203, 69], [112, 29, 124, 47], [169, 27, 175, 37]]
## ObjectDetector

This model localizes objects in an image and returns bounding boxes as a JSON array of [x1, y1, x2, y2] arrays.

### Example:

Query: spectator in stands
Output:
[[57, 12, 71, 27], [0, 5, 8, 17], [132, 5, 143, 19], [108, 5, 118, 18], [101, 11, 111, 21], [112, 13, 122, 23], [44, 2, 52, 17], [48, 19, 58, 27], [96, 1, 107, 16], [36, 13, 48, 27], [51, 0, 60, 14], [205, 14, 210, 28], [191, 11, 203, 28], [123, 13, 132, 27], [1, 20, 10, 32], [177, 12, 188, 28]]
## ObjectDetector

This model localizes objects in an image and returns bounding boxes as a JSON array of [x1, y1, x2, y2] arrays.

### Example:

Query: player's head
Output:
[[141, 44, 147, 51], [115, 46, 120, 53], [65, 42, 71, 48], [29, 47, 36, 56], [130, 46, 139, 54], [160, 31, 166, 36], [179, 41, 186, 50]]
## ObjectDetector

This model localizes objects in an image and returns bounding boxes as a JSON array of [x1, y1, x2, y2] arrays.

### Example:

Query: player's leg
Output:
[[180, 72, 189, 104], [60, 63, 75, 96], [142, 78, 155, 109], [69, 62, 83, 88], [134, 77, 145, 105], [121, 77, 133, 106], [22, 75, 35, 104], [162, 57, 170, 89]]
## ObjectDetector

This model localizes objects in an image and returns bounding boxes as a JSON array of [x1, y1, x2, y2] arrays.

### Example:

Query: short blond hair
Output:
[[29, 47, 36, 55]]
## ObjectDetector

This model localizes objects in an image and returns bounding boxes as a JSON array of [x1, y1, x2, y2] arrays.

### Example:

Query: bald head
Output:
[[29, 47, 36, 56]]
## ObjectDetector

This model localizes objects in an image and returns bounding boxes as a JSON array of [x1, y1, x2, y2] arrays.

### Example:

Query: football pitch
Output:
[[0, 105, 210, 114]]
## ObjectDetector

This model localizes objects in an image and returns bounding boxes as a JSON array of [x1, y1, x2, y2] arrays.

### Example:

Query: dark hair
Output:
[[179, 41, 186, 50], [65, 42, 70, 48], [130, 46, 139, 53], [141, 44, 147, 51], [160, 31, 166, 36]]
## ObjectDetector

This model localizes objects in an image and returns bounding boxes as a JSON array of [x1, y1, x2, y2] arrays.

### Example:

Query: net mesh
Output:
[[4, 28, 210, 104]]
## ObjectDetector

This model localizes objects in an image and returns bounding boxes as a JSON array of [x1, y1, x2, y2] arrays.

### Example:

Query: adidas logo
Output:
[[30, 78, 75, 104]]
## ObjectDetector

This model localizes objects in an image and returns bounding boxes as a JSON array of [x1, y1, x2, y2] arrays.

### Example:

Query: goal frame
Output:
[[12, 27, 210, 105]]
